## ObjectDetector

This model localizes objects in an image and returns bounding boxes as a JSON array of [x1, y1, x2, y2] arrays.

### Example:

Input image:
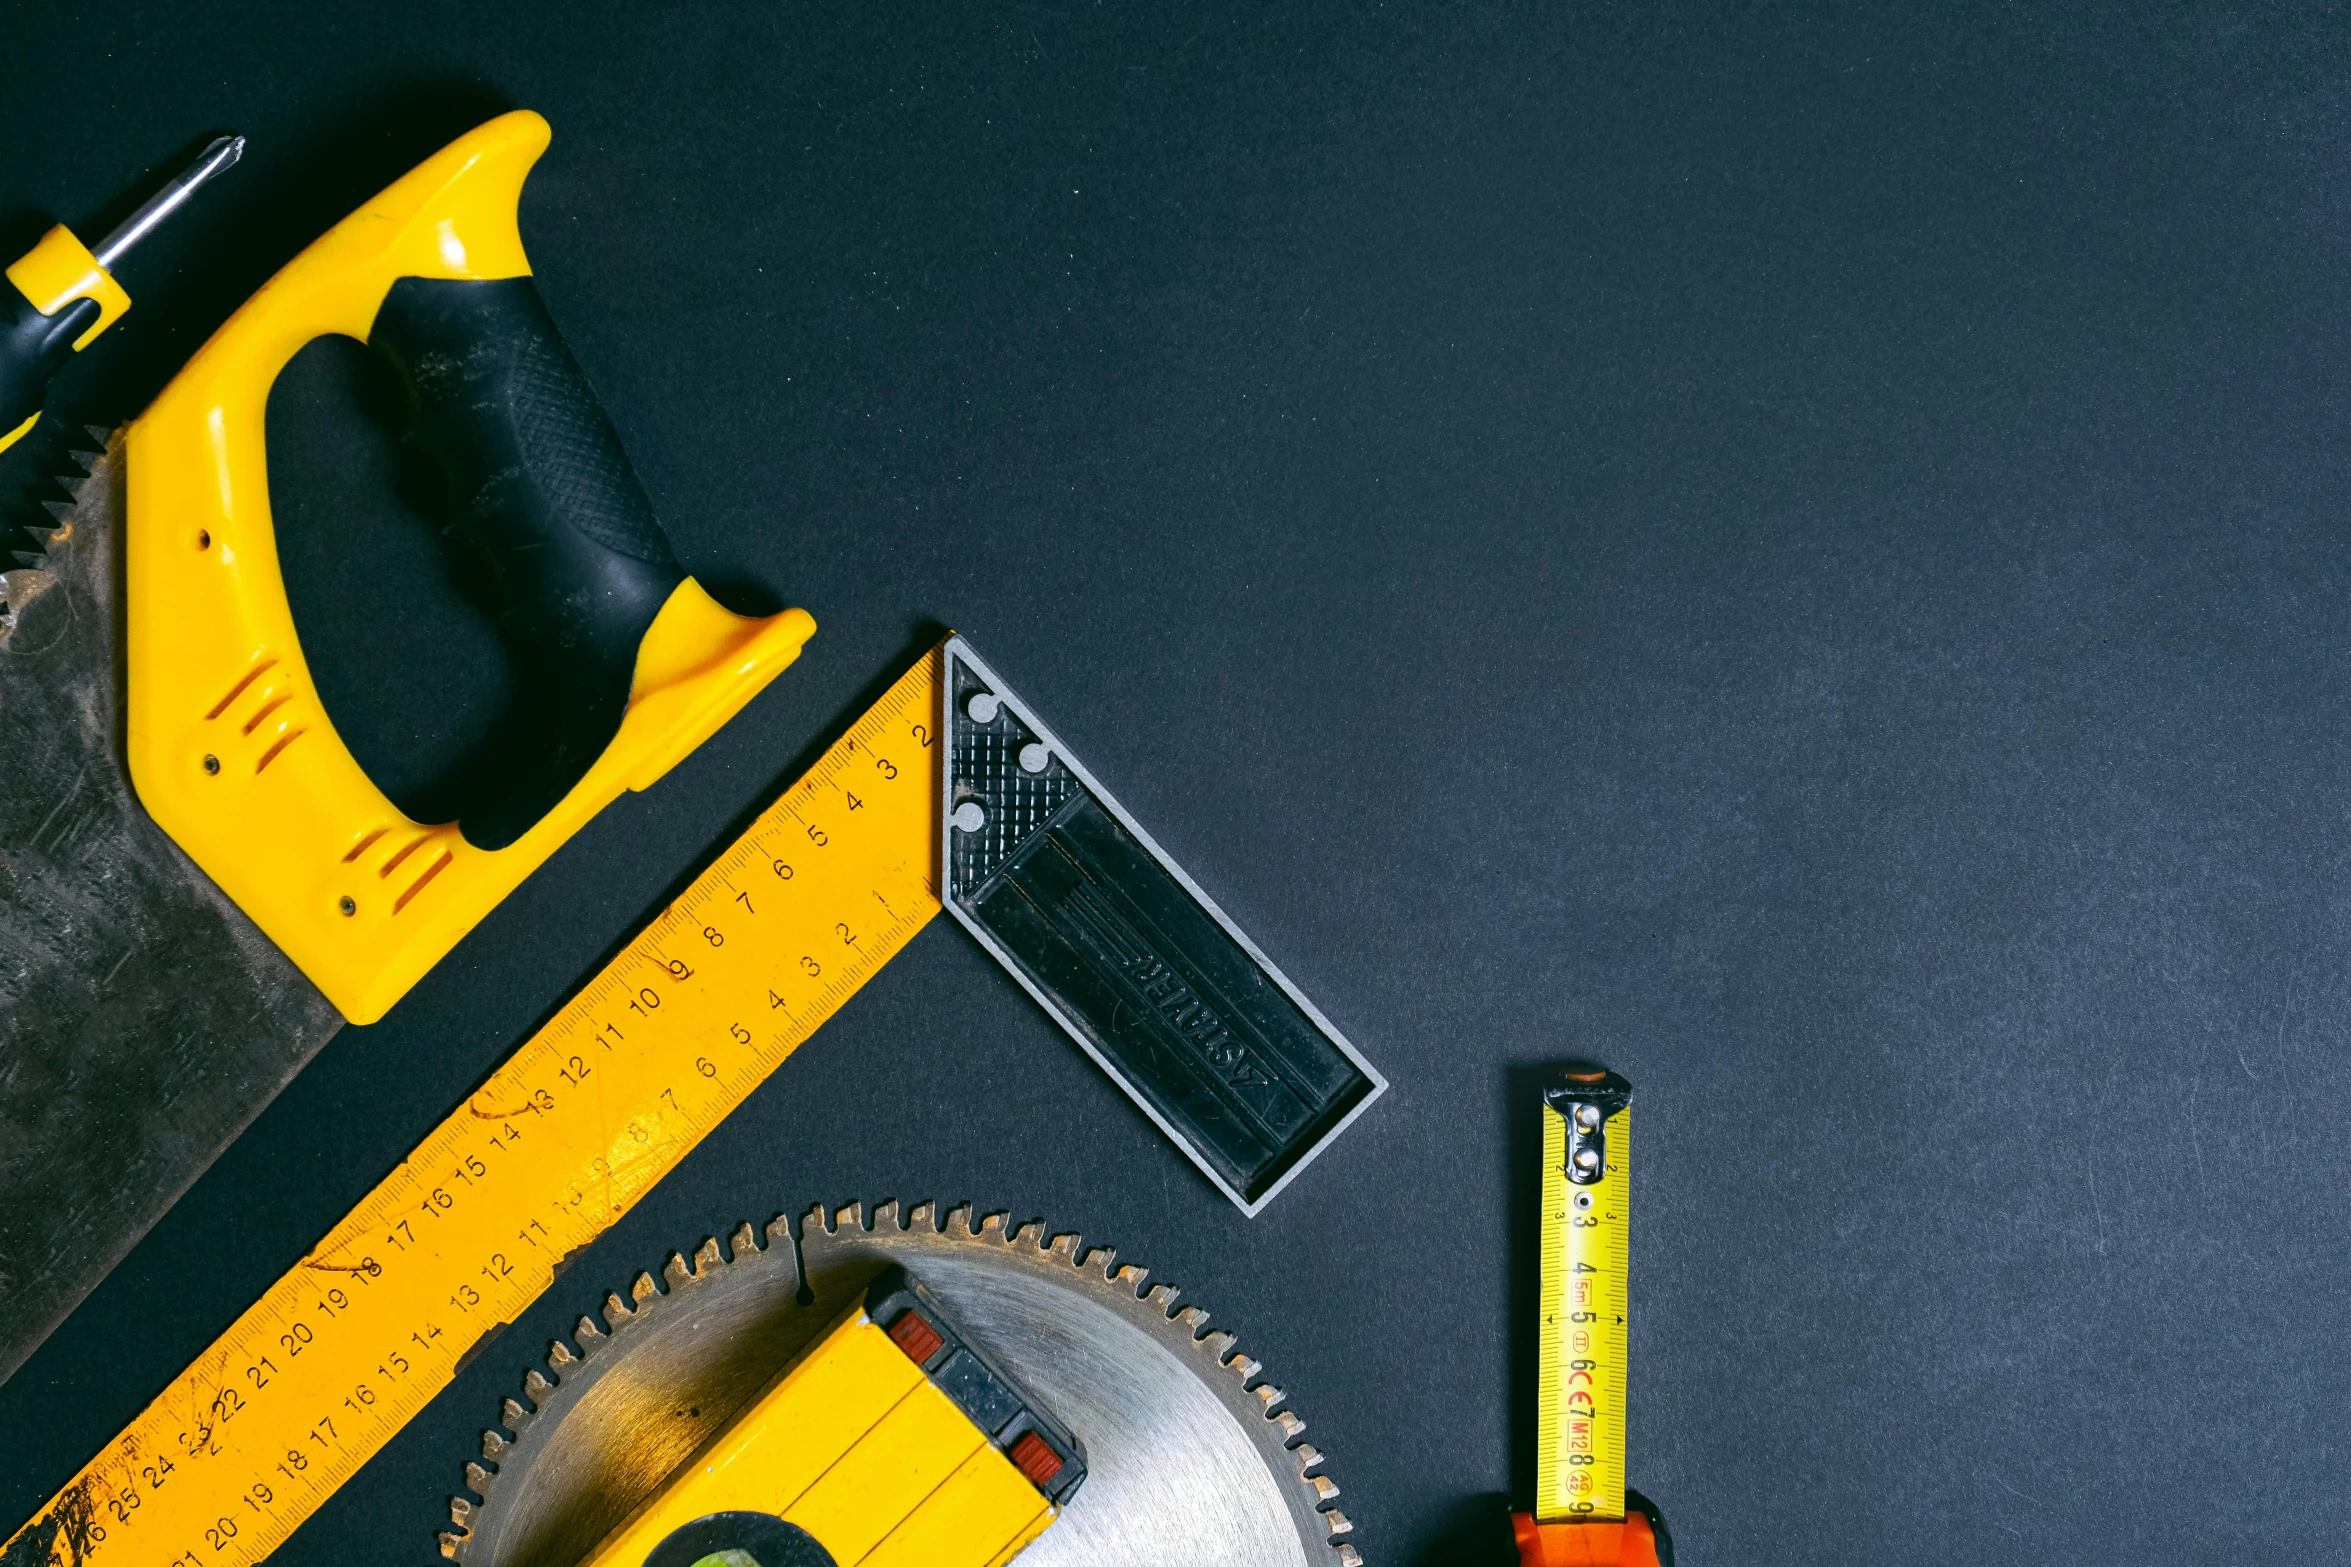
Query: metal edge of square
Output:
[[936, 634, 1388, 1217]]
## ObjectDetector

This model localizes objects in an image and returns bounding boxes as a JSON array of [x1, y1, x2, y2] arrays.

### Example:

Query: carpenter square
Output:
[[941, 637, 1386, 1214]]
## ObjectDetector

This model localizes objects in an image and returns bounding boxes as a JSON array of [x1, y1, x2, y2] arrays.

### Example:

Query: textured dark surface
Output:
[[3, 5, 2351, 1564]]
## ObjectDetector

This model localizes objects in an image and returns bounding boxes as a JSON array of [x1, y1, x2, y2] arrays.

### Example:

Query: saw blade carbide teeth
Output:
[[442, 1198, 1361, 1566]]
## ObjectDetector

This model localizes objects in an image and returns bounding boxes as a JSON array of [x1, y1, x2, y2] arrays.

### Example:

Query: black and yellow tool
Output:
[[0, 136, 244, 453], [0, 110, 813, 1388], [1512, 1068, 1671, 1567], [573, 1266, 1084, 1567]]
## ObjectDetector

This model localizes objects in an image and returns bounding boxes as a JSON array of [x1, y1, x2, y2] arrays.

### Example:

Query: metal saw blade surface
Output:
[[443, 1200, 1360, 1566], [0, 442, 341, 1386]]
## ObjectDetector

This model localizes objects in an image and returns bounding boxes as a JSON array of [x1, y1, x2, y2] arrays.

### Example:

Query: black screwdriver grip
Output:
[[0, 289, 100, 436], [368, 275, 686, 850]]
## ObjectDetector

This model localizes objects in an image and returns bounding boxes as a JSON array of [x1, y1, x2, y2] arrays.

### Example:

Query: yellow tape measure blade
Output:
[[1533, 1070, 1632, 1524]]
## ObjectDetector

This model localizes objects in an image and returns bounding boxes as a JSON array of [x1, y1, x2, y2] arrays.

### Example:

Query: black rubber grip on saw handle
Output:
[[0, 289, 100, 436], [369, 275, 686, 851]]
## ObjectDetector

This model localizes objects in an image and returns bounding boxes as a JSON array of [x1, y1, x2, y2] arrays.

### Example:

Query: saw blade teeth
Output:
[[37, 500, 71, 522], [83, 424, 111, 449], [454, 1199, 1362, 1567]]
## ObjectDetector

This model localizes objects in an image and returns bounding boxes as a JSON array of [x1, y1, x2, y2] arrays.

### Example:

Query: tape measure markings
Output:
[[1534, 1081, 1631, 1523], [6, 652, 945, 1567]]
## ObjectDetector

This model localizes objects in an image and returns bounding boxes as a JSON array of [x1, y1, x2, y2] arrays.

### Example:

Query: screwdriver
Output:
[[0, 134, 244, 454]]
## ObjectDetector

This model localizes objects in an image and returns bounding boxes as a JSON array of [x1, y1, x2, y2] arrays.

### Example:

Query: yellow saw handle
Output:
[[124, 110, 813, 1024]]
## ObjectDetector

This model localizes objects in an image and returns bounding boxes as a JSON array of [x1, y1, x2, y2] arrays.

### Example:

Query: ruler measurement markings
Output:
[[12, 657, 941, 1567]]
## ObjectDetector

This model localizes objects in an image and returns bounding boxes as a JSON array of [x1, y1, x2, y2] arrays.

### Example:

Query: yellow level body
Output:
[[582, 1302, 1052, 1567], [4, 652, 947, 1567], [1534, 1096, 1631, 1523]]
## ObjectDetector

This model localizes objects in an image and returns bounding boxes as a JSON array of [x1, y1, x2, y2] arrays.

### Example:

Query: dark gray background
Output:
[[4, 4, 2349, 1563]]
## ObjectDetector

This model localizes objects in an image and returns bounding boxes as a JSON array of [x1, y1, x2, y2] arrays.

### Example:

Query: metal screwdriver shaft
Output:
[[94, 134, 244, 269], [0, 133, 246, 452]]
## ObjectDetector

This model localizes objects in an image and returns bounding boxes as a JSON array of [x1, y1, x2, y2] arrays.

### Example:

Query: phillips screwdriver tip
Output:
[[92, 132, 247, 272]]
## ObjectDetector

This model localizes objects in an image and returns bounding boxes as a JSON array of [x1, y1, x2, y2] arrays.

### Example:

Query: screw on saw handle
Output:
[[370, 275, 687, 850], [0, 136, 242, 453]]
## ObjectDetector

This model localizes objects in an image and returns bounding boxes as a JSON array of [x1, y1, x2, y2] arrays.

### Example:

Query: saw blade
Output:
[[442, 1200, 1361, 1567], [0, 441, 342, 1387]]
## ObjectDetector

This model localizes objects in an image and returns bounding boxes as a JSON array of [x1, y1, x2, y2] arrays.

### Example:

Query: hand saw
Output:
[[0, 110, 814, 1387]]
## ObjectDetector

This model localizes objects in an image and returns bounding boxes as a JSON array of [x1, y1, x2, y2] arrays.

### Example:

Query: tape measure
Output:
[[4, 650, 947, 1567], [1534, 1069, 1632, 1523]]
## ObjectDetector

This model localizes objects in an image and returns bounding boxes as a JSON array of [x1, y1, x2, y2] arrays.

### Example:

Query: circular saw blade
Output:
[[440, 1199, 1361, 1567]]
